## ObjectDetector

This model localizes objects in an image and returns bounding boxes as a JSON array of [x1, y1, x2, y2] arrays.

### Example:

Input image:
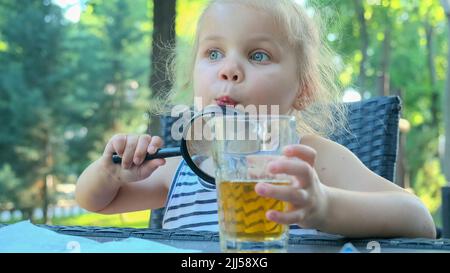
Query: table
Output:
[[5, 224, 448, 253]]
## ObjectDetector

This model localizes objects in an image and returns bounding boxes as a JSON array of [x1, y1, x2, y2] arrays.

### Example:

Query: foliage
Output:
[[0, 0, 151, 218], [415, 159, 447, 215], [0, 164, 20, 209], [309, 0, 448, 218], [0, 0, 67, 214]]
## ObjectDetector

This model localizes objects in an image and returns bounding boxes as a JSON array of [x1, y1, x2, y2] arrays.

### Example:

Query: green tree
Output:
[[0, 0, 67, 222], [0, 0, 152, 223], [310, 0, 446, 218], [60, 0, 152, 175]]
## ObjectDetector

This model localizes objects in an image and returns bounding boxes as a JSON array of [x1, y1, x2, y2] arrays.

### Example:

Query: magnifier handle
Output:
[[112, 147, 181, 164]]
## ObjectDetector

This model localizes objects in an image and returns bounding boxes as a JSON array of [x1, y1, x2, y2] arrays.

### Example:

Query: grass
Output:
[[1, 210, 151, 228], [51, 210, 151, 228]]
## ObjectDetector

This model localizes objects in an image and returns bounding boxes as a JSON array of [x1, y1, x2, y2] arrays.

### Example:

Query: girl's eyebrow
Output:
[[247, 34, 283, 52], [200, 35, 225, 42]]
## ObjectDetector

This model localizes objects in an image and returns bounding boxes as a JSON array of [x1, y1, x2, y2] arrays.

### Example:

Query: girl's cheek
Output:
[[194, 83, 215, 107]]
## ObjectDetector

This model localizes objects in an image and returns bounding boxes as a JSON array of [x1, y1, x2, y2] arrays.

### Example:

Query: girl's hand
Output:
[[254, 144, 329, 230], [100, 134, 166, 185]]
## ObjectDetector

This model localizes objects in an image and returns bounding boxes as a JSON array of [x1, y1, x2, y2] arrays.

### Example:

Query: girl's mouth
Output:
[[215, 96, 238, 107]]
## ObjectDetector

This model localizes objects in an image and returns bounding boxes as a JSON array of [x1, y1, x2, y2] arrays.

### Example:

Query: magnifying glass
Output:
[[111, 105, 241, 185]]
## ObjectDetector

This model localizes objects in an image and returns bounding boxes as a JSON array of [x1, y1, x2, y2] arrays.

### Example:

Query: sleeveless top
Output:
[[162, 160, 329, 236]]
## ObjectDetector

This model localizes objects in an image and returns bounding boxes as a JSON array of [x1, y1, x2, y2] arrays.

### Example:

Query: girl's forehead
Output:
[[198, 3, 287, 44]]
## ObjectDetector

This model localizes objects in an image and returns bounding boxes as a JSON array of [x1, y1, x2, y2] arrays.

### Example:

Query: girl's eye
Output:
[[208, 49, 224, 61], [250, 51, 270, 62]]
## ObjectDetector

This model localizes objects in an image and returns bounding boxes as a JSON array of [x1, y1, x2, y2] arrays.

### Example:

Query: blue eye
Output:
[[208, 49, 224, 61], [250, 52, 270, 62]]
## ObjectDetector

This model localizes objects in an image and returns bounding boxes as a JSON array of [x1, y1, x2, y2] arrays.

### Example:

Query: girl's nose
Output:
[[218, 61, 244, 83]]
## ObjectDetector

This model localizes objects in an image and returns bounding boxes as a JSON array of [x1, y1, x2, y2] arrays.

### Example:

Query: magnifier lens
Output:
[[183, 111, 268, 183], [183, 106, 226, 180]]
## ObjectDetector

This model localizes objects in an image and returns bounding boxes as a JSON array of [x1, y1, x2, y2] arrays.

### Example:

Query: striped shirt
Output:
[[162, 159, 329, 236]]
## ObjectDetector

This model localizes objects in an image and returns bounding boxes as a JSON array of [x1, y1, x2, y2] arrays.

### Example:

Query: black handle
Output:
[[112, 147, 181, 164]]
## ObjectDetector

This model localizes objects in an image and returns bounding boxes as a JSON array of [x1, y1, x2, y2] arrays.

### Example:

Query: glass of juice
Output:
[[211, 114, 298, 253]]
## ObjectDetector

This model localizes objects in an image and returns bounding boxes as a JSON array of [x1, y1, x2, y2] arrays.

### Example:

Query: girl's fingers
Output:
[[255, 182, 309, 207], [139, 158, 166, 178], [266, 209, 304, 225], [134, 135, 152, 165], [104, 134, 126, 156], [267, 158, 313, 188], [122, 135, 138, 169], [148, 136, 164, 154], [247, 155, 279, 180], [283, 145, 317, 167]]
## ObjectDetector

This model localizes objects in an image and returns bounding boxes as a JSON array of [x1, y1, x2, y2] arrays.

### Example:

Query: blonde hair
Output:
[[154, 0, 347, 138]]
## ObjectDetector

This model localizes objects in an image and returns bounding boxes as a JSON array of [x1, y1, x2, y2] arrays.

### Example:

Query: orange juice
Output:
[[217, 180, 290, 241]]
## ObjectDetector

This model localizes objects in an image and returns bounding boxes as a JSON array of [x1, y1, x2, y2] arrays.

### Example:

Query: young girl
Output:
[[75, 0, 436, 238]]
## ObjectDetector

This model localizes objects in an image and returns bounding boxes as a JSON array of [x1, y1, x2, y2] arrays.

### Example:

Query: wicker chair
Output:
[[149, 95, 402, 228]]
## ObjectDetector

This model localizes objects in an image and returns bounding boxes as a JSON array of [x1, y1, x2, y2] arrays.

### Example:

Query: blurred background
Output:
[[0, 0, 449, 230]]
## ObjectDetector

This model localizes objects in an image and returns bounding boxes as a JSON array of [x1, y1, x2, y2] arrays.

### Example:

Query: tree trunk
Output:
[[378, 1, 392, 97], [395, 89, 409, 188], [355, 0, 369, 93], [21, 208, 33, 222], [148, 0, 176, 137], [445, 16, 450, 183], [379, 26, 391, 97], [42, 129, 53, 225], [441, 6, 450, 237], [425, 20, 439, 126], [396, 132, 410, 188], [42, 174, 48, 224]]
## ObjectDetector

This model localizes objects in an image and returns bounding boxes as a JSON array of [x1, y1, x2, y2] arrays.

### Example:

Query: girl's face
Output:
[[193, 3, 301, 114]]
